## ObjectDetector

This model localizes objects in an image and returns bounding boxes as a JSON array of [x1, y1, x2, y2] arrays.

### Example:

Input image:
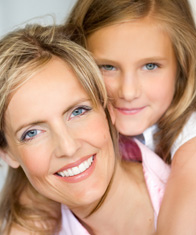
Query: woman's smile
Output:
[[55, 154, 96, 183]]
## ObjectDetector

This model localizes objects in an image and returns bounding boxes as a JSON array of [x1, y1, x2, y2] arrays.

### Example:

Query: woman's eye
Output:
[[99, 64, 116, 71], [21, 129, 41, 141], [143, 63, 158, 70], [70, 106, 91, 119]]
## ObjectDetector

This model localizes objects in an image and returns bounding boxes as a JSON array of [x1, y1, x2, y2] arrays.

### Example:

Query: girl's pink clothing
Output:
[[59, 139, 170, 234]]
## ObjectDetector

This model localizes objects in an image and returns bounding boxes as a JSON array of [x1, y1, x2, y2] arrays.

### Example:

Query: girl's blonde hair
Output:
[[66, 0, 196, 163], [0, 24, 117, 234]]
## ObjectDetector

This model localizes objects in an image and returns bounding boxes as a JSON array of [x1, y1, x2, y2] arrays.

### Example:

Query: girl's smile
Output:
[[115, 106, 147, 115]]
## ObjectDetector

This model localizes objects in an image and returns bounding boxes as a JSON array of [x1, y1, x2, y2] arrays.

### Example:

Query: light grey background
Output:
[[0, 0, 196, 191], [0, 0, 77, 38]]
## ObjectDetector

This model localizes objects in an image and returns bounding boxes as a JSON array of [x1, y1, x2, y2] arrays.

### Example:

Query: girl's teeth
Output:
[[57, 156, 94, 177]]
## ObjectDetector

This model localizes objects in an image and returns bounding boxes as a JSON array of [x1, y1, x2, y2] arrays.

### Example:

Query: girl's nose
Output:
[[119, 72, 141, 101]]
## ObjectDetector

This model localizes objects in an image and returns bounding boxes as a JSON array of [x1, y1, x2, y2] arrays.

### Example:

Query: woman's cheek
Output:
[[18, 146, 51, 176], [83, 113, 111, 146]]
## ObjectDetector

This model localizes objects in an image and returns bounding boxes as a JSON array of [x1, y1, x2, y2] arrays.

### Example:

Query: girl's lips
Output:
[[55, 154, 96, 183], [115, 106, 146, 115]]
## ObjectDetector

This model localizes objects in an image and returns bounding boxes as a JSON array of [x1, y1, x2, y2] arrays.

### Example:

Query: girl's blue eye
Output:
[[70, 106, 91, 119], [21, 129, 40, 141], [144, 63, 158, 70], [99, 65, 115, 71]]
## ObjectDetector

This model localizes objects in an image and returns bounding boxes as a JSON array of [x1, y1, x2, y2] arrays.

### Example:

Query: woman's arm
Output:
[[156, 137, 196, 234]]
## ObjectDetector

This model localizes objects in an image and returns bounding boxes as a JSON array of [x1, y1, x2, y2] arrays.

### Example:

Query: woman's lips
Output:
[[115, 106, 146, 115], [55, 154, 96, 183]]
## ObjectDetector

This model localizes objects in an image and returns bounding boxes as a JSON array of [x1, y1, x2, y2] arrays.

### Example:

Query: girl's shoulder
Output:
[[171, 112, 196, 158]]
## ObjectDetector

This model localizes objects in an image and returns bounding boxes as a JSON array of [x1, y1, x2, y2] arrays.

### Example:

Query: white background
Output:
[[0, 0, 196, 190]]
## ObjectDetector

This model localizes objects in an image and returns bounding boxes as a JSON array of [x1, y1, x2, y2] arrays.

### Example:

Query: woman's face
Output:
[[87, 18, 177, 136], [4, 57, 115, 210]]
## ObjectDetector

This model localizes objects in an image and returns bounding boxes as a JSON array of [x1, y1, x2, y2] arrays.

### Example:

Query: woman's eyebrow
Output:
[[14, 97, 91, 135], [15, 120, 46, 136]]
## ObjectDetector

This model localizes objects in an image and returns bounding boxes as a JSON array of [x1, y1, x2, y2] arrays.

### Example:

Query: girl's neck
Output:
[[72, 161, 155, 235]]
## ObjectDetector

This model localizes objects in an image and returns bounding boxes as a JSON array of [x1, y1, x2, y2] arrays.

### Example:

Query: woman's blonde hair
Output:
[[66, 0, 196, 163], [0, 24, 117, 234]]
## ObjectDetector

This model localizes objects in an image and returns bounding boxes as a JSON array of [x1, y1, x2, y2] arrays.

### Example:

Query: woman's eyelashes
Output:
[[69, 105, 92, 120], [21, 129, 43, 142]]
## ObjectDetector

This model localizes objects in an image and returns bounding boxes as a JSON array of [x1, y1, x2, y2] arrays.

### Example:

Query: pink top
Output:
[[58, 139, 170, 234]]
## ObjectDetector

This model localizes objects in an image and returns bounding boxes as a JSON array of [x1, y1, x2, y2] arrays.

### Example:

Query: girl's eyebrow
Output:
[[94, 57, 116, 63], [94, 56, 168, 64], [14, 98, 91, 135], [94, 58, 119, 67], [138, 56, 168, 63]]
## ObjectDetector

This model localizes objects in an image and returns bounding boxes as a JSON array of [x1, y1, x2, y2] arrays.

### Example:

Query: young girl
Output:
[[66, 0, 196, 234]]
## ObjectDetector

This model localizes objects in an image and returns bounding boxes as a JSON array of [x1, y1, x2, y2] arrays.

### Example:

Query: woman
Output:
[[0, 24, 169, 234]]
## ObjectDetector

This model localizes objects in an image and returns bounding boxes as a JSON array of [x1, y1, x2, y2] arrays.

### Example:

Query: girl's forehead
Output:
[[91, 15, 169, 36]]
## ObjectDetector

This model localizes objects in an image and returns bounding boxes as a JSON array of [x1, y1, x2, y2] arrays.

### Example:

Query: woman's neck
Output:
[[72, 161, 155, 235]]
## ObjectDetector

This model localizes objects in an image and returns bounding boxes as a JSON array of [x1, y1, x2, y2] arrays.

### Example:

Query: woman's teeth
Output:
[[57, 156, 94, 177]]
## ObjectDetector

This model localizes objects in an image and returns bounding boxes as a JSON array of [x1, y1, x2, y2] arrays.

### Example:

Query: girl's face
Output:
[[4, 57, 115, 210], [87, 18, 177, 136]]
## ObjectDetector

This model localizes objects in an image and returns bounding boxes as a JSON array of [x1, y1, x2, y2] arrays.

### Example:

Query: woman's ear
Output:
[[0, 148, 20, 168], [108, 103, 116, 125]]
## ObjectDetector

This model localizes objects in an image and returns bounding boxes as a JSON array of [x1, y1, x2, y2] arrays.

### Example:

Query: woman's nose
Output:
[[53, 127, 81, 158]]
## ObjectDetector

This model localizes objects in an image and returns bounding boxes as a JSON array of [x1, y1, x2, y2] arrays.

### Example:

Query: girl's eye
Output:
[[70, 106, 92, 119], [99, 64, 116, 71], [21, 129, 41, 142], [143, 63, 158, 71]]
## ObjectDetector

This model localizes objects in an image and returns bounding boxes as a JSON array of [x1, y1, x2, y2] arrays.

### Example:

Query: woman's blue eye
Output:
[[144, 63, 158, 70], [72, 108, 84, 116], [99, 65, 115, 71], [21, 129, 39, 141], [70, 106, 91, 119]]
